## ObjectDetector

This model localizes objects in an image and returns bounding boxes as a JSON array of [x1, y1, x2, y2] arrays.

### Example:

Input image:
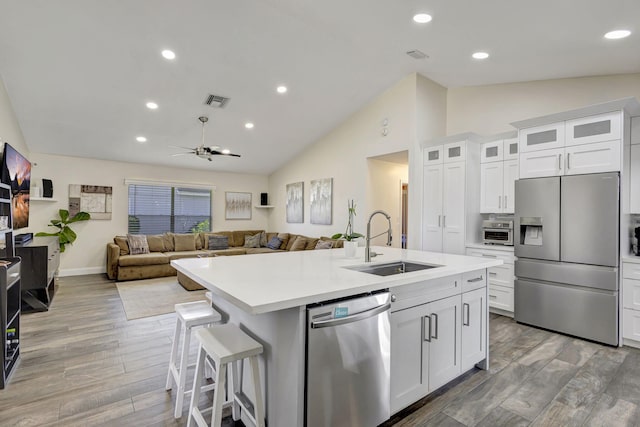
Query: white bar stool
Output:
[[166, 301, 223, 419], [188, 324, 265, 427]]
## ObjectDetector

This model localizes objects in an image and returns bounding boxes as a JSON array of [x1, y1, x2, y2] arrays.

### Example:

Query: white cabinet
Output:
[[623, 260, 640, 348], [390, 294, 461, 413], [628, 117, 640, 213], [466, 245, 515, 316], [480, 138, 518, 214], [503, 137, 519, 160], [461, 287, 487, 372], [422, 137, 480, 255], [519, 112, 623, 179]]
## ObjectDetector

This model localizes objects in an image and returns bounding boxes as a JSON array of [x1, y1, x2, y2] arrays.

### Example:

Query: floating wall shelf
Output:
[[30, 197, 58, 202], [254, 205, 274, 209]]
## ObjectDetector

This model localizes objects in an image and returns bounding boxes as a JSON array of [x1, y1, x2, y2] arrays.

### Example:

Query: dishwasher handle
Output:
[[311, 302, 391, 329]]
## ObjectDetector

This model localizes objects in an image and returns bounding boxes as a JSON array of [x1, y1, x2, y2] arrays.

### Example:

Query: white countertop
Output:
[[622, 254, 640, 264], [172, 247, 503, 315]]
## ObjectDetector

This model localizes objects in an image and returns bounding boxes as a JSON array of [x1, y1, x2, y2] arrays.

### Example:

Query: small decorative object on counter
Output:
[[332, 199, 363, 258]]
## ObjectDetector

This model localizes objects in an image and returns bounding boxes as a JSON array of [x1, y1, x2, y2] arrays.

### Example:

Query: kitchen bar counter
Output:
[[172, 247, 502, 426]]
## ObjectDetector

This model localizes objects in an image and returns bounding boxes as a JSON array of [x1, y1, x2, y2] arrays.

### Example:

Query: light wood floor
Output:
[[1, 274, 639, 426]]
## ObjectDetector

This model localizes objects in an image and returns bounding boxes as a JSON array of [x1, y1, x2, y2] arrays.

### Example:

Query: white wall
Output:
[[447, 73, 640, 136], [0, 77, 29, 159], [367, 159, 408, 247], [25, 153, 269, 275]]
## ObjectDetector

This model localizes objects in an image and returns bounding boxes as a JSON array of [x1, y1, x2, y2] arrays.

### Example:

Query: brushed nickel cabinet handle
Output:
[[423, 316, 432, 342], [463, 303, 470, 326]]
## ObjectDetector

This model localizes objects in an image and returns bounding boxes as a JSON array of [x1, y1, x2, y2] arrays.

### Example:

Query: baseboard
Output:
[[58, 266, 106, 277], [489, 307, 514, 318]]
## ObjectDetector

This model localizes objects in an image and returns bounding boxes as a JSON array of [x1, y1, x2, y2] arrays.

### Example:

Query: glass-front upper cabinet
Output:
[[424, 145, 443, 165], [443, 141, 466, 163], [565, 112, 622, 147], [519, 123, 565, 153], [503, 137, 519, 160], [480, 140, 503, 163]]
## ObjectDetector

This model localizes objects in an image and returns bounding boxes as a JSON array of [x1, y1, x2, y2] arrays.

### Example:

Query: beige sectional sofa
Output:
[[106, 230, 343, 285]]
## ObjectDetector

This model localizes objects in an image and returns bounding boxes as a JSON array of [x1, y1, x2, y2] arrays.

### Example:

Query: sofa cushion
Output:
[[266, 236, 282, 250], [208, 235, 229, 250], [286, 234, 302, 251], [146, 234, 166, 252], [245, 247, 285, 254], [118, 252, 169, 267], [164, 250, 209, 261], [174, 233, 197, 251], [305, 238, 320, 250], [114, 236, 130, 255], [206, 248, 247, 256], [230, 230, 264, 247], [289, 236, 308, 251], [127, 234, 150, 255], [321, 236, 344, 248], [163, 232, 175, 251], [315, 240, 333, 249], [244, 233, 261, 248], [277, 233, 290, 250]]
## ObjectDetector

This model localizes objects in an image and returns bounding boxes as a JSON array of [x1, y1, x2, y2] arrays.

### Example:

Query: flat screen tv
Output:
[[1, 143, 31, 229]]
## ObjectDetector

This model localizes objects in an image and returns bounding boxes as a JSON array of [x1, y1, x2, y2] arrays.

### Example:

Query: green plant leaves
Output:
[[36, 210, 91, 252]]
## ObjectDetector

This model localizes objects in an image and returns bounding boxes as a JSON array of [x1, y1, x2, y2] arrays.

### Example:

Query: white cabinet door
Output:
[[503, 138, 519, 161], [461, 288, 486, 372], [424, 145, 444, 165], [427, 295, 461, 392], [480, 162, 503, 213], [502, 159, 519, 214], [390, 305, 429, 414], [630, 145, 640, 213], [623, 278, 640, 311], [488, 284, 514, 312], [423, 164, 443, 252], [480, 140, 503, 163], [442, 162, 465, 254], [564, 140, 621, 175], [519, 147, 564, 178], [443, 141, 466, 163], [565, 112, 621, 146], [519, 123, 565, 153], [623, 308, 640, 342]]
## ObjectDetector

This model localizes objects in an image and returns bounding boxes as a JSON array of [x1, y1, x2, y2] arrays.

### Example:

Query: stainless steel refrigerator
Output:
[[514, 172, 619, 346]]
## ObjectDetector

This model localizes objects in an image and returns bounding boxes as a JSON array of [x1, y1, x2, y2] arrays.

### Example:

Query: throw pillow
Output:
[[163, 232, 175, 251], [208, 235, 229, 250], [315, 240, 333, 250], [127, 234, 149, 255], [305, 238, 320, 250], [277, 233, 290, 250], [290, 236, 308, 251], [114, 236, 129, 255], [266, 236, 282, 250], [259, 231, 268, 247], [146, 234, 165, 252], [174, 233, 197, 251], [244, 233, 261, 248]]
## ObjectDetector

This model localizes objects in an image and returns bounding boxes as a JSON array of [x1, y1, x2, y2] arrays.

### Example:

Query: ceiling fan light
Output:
[[245, 122, 254, 129], [222, 149, 231, 154]]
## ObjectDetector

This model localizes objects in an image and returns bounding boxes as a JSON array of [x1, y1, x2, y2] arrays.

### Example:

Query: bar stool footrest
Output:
[[234, 391, 256, 422]]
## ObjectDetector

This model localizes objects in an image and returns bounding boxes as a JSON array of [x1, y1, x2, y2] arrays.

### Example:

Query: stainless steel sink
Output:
[[344, 261, 441, 276]]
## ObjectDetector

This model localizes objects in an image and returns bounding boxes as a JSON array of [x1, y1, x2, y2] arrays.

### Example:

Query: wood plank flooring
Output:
[[1, 274, 638, 426]]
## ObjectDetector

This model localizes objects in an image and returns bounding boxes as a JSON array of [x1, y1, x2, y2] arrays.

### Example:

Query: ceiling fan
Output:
[[170, 116, 241, 161]]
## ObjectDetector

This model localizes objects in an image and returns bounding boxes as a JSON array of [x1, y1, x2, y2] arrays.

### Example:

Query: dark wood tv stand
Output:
[[15, 236, 60, 312]]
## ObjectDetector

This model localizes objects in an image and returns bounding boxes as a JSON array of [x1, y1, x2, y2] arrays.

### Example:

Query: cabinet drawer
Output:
[[623, 262, 640, 280], [462, 269, 486, 292], [566, 112, 621, 146], [520, 123, 565, 153], [623, 278, 640, 310], [488, 264, 514, 287], [465, 248, 515, 264], [480, 140, 503, 163], [390, 275, 461, 312], [424, 146, 443, 165], [488, 284, 513, 312], [623, 308, 640, 342]]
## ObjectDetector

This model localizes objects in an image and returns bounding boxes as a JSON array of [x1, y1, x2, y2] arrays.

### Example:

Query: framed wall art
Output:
[[225, 192, 252, 220], [286, 182, 304, 223], [310, 178, 332, 225]]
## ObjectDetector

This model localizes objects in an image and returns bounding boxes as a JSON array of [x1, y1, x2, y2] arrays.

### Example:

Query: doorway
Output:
[[401, 182, 408, 248]]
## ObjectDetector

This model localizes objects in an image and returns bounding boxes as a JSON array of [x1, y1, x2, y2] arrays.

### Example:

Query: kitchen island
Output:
[[172, 246, 502, 426]]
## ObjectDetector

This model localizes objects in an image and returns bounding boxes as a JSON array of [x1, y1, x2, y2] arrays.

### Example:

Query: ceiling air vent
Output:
[[406, 50, 428, 59], [203, 94, 230, 108]]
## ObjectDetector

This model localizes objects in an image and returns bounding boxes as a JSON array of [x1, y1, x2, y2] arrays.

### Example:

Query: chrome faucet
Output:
[[365, 210, 392, 262]]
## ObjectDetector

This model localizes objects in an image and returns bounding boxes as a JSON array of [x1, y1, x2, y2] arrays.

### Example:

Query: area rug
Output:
[[116, 277, 207, 320]]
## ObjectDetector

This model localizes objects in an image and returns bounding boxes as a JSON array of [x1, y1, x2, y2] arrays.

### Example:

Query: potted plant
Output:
[[332, 200, 363, 257], [36, 209, 91, 252]]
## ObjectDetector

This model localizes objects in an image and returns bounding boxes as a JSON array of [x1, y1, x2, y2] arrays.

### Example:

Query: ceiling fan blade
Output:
[[170, 152, 194, 157], [169, 145, 196, 151], [208, 149, 241, 157]]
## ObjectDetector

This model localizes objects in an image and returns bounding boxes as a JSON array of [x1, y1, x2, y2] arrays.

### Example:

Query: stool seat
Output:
[[176, 301, 221, 326], [195, 324, 263, 364]]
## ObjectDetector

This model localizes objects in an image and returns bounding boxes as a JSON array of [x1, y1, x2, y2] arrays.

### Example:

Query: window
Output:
[[128, 184, 211, 234]]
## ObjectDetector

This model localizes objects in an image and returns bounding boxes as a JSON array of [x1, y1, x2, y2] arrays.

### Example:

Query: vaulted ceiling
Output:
[[0, 0, 638, 174]]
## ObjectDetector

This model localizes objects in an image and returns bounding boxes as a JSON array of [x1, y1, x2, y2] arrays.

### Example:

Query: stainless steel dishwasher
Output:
[[306, 290, 391, 427]]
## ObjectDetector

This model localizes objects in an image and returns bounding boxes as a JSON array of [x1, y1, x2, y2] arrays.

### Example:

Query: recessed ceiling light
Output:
[[413, 13, 432, 24], [222, 149, 231, 154], [245, 122, 254, 129], [135, 136, 147, 143], [472, 52, 489, 59], [276, 85, 288, 94], [604, 30, 631, 39], [161, 49, 176, 60], [146, 102, 158, 110]]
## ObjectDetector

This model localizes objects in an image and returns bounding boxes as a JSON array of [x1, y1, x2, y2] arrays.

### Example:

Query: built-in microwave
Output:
[[482, 219, 513, 246]]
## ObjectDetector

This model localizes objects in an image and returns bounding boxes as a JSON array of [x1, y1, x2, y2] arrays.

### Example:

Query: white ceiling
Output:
[[0, 0, 638, 175]]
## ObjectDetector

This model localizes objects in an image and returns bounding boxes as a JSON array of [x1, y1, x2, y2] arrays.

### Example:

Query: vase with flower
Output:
[[332, 200, 363, 257]]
